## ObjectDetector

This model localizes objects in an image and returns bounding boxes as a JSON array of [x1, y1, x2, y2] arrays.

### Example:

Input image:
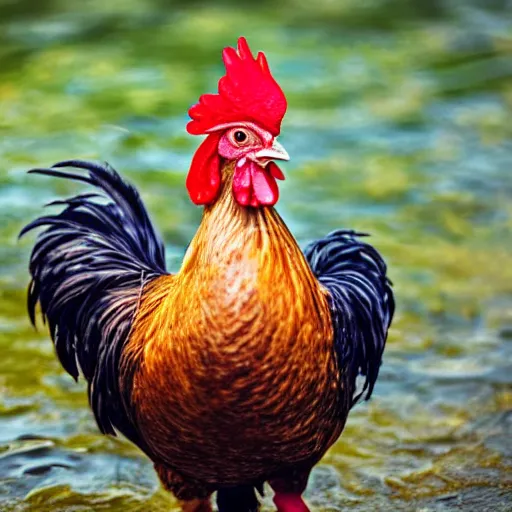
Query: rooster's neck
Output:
[[181, 161, 302, 275]]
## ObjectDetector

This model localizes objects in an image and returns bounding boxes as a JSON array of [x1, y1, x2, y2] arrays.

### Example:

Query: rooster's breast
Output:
[[123, 256, 348, 485]]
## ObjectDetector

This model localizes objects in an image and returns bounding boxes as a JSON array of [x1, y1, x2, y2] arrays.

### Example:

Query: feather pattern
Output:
[[20, 160, 167, 447], [304, 230, 394, 405]]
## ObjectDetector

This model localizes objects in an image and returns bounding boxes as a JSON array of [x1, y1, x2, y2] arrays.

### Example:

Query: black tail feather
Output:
[[21, 160, 167, 449], [304, 229, 394, 405]]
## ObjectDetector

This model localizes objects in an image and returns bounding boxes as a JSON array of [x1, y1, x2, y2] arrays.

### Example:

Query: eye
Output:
[[234, 130, 247, 143], [228, 128, 259, 147]]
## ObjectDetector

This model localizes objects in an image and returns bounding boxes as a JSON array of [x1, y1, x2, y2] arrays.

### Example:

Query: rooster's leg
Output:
[[269, 467, 311, 512], [216, 485, 260, 511], [273, 493, 309, 512]]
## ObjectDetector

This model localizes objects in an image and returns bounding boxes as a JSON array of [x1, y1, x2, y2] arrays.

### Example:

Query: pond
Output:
[[1, 0, 511, 510]]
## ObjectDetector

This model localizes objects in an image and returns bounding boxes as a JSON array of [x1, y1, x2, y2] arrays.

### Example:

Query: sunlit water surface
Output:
[[1, 0, 511, 510]]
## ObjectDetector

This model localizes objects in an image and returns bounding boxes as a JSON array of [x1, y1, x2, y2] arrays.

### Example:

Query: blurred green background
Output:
[[1, 0, 511, 510]]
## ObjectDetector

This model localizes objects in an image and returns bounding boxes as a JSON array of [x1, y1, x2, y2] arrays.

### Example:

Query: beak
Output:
[[253, 139, 290, 165]]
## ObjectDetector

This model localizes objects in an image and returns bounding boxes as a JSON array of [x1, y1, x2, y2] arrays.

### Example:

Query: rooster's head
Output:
[[186, 37, 288, 208]]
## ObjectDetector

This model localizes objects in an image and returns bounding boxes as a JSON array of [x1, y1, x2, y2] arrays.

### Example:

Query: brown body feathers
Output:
[[122, 163, 350, 494]]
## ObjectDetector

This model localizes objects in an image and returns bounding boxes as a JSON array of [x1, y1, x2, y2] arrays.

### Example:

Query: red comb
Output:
[[187, 37, 287, 136]]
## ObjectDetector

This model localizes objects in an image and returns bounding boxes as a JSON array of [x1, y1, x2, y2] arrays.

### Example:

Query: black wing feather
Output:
[[304, 229, 394, 405], [21, 160, 167, 449]]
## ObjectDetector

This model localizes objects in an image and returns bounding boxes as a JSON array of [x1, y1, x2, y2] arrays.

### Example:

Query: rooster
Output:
[[21, 37, 394, 512]]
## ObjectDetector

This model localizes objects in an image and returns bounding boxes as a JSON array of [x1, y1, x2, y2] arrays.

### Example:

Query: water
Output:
[[1, 0, 511, 510]]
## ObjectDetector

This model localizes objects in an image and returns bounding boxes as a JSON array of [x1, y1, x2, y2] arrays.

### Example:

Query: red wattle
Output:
[[251, 162, 279, 205], [233, 160, 279, 207], [269, 161, 285, 180], [232, 161, 252, 206]]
